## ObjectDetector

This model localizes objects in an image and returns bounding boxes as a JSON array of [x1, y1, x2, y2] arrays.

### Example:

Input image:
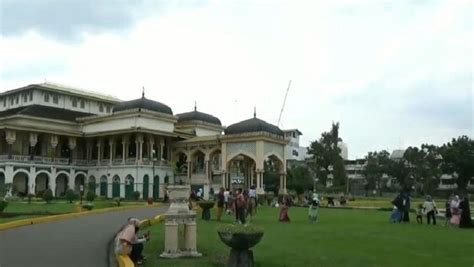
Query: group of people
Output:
[[444, 194, 472, 228], [278, 192, 321, 223], [215, 186, 258, 224], [391, 191, 472, 228]]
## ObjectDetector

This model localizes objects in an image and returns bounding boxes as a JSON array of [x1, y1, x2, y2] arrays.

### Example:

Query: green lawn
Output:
[[142, 207, 474, 267]]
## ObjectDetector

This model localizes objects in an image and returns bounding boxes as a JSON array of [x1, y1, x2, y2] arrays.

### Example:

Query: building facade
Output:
[[0, 82, 290, 200]]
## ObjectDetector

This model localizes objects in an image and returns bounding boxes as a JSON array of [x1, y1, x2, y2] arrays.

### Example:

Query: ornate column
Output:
[[160, 138, 165, 160], [29, 133, 38, 160], [148, 135, 155, 160], [279, 172, 287, 195], [187, 160, 192, 182], [256, 170, 265, 194], [122, 135, 128, 164], [5, 130, 16, 159], [96, 139, 102, 166], [108, 138, 114, 165], [138, 134, 144, 163], [86, 139, 93, 162], [50, 135, 58, 160], [68, 137, 76, 164]]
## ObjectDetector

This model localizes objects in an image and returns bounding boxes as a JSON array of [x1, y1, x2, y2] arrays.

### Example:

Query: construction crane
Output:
[[277, 80, 292, 127]]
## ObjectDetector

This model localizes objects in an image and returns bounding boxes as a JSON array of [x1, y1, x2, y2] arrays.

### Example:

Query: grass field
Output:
[[142, 207, 474, 267]]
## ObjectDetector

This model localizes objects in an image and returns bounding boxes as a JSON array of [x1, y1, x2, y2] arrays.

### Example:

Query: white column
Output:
[[109, 138, 114, 165], [68, 137, 76, 163], [122, 135, 128, 164], [29, 133, 38, 159], [50, 168, 56, 197], [6, 130, 16, 158], [50, 135, 58, 160], [96, 139, 102, 166]]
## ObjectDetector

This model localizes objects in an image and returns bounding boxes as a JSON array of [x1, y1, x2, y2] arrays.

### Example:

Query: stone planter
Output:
[[217, 225, 264, 267], [198, 201, 215, 221]]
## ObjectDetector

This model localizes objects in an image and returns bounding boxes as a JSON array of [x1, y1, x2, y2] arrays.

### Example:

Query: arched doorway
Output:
[[153, 175, 160, 200], [35, 173, 49, 195], [55, 173, 69, 197], [263, 155, 284, 194], [88, 176, 96, 193], [227, 154, 256, 191], [12, 172, 28, 196], [191, 150, 205, 174], [75, 174, 86, 196], [112, 176, 120, 198], [100, 175, 108, 197], [125, 175, 134, 200], [142, 175, 149, 199]]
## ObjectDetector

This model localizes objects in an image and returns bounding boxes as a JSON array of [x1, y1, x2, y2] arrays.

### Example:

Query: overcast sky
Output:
[[0, 0, 472, 159]]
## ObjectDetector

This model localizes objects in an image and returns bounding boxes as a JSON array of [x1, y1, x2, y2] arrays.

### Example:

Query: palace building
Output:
[[0, 82, 291, 200]]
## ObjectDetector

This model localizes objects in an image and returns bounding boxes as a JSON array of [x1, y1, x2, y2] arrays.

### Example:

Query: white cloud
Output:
[[0, 0, 472, 158]]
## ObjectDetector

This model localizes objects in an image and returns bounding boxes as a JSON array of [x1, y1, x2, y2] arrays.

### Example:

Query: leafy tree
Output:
[[307, 122, 344, 187], [43, 189, 54, 203], [363, 150, 390, 194], [387, 156, 411, 190], [332, 158, 347, 187], [287, 165, 313, 195], [438, 136, 474, 192], [65, 189, 77, 203]]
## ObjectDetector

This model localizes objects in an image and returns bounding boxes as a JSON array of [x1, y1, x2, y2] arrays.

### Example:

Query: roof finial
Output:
[[194, 101, 197, 111], [254, 106, 256, 118], [142, 86, 145, 98]]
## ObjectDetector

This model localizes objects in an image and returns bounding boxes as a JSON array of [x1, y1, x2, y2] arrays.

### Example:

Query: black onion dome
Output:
[[176, 110, 222, 126], [113, 97, 173, 115], [225, 117, 284, 136]]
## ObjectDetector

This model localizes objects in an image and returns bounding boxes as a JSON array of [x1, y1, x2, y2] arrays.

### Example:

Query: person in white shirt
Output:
[[248, 185, 257, 215], [423, 195, 437, 225], [224, 188, 230, 212]]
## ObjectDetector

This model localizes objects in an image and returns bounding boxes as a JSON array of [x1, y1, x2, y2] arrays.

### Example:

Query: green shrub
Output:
[[27, 193, 35, 204], [86, 190, 96, 202], [65, 189, 76, 203], [0, 200, 8, 212], [82, 203, 94, 210], [217, 224, 264, 234], [43, 189, 54, 203], [132, 191, 140, 200], [114, 197, 121, 206]]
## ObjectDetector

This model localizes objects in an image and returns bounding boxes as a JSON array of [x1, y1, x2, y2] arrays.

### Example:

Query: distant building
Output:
[[283, 129, 309, 161]]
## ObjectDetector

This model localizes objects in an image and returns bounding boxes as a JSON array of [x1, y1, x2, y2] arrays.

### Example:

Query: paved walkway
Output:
[[0, 206, 167, 267]]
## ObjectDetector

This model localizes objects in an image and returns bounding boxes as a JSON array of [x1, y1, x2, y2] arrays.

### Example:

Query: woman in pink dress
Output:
[[279, 196, 291, 222]]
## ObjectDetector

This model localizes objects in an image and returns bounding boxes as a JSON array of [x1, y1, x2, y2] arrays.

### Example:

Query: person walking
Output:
[[459, 194, 473, 228], [216, 187, 225, 221], [235, 188, 247, 224], [423, 195, 437, 225], [444, 196, 452, 226]]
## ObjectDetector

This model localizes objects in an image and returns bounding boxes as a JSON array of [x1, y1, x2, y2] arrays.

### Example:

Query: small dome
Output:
[[176, 110, 222, 126], [113, 97, 173, 115], [225, 117, 284, 136]]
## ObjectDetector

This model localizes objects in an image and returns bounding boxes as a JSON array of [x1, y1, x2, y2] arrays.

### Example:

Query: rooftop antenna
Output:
[[277, 80, 292, 127], [254, 106, 256, 118], [194, 101, 197, 111], [142, 86, 145, 98]]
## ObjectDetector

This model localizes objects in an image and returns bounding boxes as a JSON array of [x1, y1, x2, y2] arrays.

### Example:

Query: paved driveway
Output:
[[0, 206, 167, 267]]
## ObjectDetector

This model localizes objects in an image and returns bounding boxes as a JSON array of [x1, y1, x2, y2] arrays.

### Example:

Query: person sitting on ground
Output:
[[339, 195, 347, 206], [416, 203, 423, 224], [115, 217, 150, 265]]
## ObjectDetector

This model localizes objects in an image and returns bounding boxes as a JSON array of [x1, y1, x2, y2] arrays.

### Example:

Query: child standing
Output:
[[309, 198, 320, 223], [416, 204, 423, 224]]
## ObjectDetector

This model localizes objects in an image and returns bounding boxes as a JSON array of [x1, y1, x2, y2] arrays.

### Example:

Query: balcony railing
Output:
[[0, 154, 171, 167]]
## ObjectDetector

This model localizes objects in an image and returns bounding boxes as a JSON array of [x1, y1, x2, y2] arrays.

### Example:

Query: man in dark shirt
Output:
[[217, 187, 225, 221]]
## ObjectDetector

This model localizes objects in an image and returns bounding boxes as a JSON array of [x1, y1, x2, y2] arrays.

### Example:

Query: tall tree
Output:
[[307, 122, 345, 187], [263, 160, 280, 194], [287, 164, 313, 195], [363, 150, 390, 194], [438, 136, 474, 192]]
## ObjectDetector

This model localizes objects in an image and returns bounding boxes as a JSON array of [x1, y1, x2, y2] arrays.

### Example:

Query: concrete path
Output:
[[0, 206, 167, 267]]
